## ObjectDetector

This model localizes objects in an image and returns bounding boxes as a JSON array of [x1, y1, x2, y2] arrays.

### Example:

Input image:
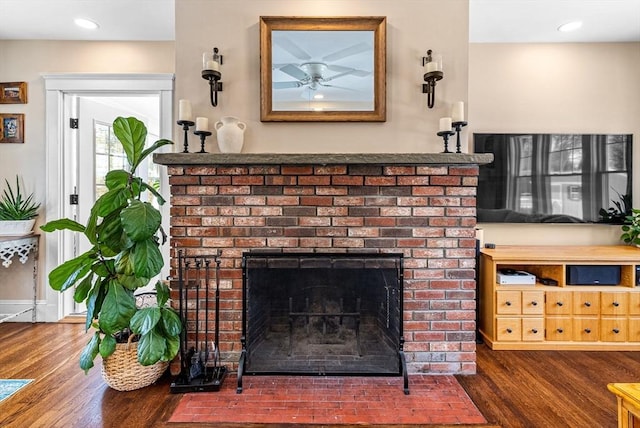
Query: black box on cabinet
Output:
[[566, 265, 621, 285]]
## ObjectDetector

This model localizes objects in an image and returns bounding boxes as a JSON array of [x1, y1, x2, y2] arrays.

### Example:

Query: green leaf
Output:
[[163, 333, 181, 361], [155, 280, 170, 307], [141, 182, 166, 206], [85, 278, 107, 332], [105, 169, 130, 190], [130, 307, 161, 336], [94, 185, 128, 218], [117, 273, 149, 290], [114, 250, 134, 276], [79, 332, 101, 373], [130, 238, 163, 278], [113, 116, 146, 169], [40, 218, 85, 233], [137, 327, 166, 366], [98, 280, 136, 335], [138, 139, 173, 170], [160, 307, 182, 337], [48, 250, 95, 292], [73, 274, 94, 303], [98, 334, 116, 358], [120, 200, 161, 241], [97, 209, 125, 255]]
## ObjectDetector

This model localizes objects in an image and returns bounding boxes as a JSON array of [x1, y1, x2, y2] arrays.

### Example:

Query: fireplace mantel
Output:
[[154, 152, 493, 166]]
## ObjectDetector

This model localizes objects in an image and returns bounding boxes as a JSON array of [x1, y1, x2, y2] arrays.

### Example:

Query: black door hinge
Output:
[[70, 194, 79, 205], [70, 118, 79, 129]]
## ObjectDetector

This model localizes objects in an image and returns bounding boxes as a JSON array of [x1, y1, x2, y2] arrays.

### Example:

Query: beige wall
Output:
[[0, 40, 174, 302], [175, 0, 470, 154], [469, 42, 640, 246]]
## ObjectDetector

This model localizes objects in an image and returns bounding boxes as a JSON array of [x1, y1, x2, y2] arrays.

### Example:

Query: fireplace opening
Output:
[[237, 252, 408, 393]]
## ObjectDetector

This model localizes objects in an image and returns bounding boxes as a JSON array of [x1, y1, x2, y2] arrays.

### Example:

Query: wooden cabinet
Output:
[[479, 245, 640, 350]]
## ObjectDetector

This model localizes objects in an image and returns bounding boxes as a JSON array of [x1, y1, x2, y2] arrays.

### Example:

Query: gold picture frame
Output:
[[260, 16, 386, 122], [0, 82, 27, 104], [0, 114, 25, 143]]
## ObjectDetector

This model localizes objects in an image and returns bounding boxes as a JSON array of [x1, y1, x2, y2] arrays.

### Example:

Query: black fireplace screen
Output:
[[238, 252, 406, 391]]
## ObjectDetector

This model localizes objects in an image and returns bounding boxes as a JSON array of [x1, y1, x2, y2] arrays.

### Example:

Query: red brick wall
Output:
[[167, 163, 479, 374]]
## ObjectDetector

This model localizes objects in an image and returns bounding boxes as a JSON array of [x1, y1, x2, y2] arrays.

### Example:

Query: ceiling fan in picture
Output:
[[272, 36, 373, 99]]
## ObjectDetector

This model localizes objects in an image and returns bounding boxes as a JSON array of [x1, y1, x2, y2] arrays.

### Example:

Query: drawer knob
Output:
[[505, 301, 512, 306], [506, 328, 513, 334], [557, 302, 564, 307], [584, 302, 591, 307], [557, 328, 564, 333], [584, 328, 591, 334], [613, 302, 620, 307], [532, 329, 538, 334], [531, 301, 538, 306], [613, 328, 620, 334]]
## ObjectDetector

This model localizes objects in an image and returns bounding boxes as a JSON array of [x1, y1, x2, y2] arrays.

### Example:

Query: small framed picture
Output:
[[0, 114, 25, 143], [0, 82, 28, 104]]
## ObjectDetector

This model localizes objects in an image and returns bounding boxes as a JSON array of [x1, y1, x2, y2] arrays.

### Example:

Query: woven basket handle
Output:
[[126, 333, 138, 350]]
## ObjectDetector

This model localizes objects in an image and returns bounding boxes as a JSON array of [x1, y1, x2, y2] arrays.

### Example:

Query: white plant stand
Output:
[[0, 234, 39, 323]]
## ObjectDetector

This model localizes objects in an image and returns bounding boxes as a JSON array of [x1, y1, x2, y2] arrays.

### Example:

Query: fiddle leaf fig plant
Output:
[[41, 116, 179, 372]]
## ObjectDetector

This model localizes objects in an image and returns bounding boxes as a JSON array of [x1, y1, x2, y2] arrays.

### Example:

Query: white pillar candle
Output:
[[204, 60, 219, 71], [195, 117, 209, 132], [178, 99, 192, 122], [439, 117, 452, 132], [451, 101, 465, 123], [425, 61, 438, 73]]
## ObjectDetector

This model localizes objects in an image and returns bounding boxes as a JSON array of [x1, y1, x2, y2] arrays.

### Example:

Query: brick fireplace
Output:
[[154, 152, 492, 376]]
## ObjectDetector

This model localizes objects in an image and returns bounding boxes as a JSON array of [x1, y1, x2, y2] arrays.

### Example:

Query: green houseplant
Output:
[[0, 176, 41, 236], [620, 208, 640, 246], [41, 117, 180, 386]]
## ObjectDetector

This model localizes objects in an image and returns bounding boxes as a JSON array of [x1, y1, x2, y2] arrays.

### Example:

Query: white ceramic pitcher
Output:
[[214, 116, 246, 153]]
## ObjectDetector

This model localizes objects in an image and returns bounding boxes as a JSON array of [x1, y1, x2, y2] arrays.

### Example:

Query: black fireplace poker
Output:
[[170, 250, 227, 393]]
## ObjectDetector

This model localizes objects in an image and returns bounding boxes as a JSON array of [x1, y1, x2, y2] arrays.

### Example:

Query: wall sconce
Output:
[[202, 47, 223, 107], [422, 49, 443, 109]]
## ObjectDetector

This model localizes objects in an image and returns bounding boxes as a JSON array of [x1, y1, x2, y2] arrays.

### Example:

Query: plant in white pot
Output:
[[620, 208, 640, 247], [0, 176, 41, 236], [40, 116, 180, 391]]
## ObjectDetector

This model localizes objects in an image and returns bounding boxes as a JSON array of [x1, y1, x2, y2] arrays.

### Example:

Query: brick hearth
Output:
[[155, 153, 492, 375]]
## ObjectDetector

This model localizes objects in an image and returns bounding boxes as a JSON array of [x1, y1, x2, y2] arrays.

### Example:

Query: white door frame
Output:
[[42, 73, 174, 322]]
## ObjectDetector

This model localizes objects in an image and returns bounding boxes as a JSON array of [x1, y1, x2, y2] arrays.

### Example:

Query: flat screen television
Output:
[[474, 133, 632, 223]]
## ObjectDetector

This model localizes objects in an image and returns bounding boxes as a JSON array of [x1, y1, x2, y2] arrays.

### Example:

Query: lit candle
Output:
[[204, 60, 219, 72], [195, 117, 209, 132], [178, 99, 192, 122], [451, 101, 464, 123], [439, 117, 452, 132]]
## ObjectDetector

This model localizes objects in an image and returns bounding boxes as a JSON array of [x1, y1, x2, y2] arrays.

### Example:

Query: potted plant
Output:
[[0, 176, 40, 236], [41, 116, 179, 391], [620, 208, 640, 246]]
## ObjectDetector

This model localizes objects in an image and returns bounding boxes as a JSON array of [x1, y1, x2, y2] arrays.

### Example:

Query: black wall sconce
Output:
[[202, 47, 223, 107], [422, 49, 443, 109]]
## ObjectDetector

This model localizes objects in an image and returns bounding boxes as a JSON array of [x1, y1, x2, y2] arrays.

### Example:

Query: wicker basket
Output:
[[101, 338, 169, 391]]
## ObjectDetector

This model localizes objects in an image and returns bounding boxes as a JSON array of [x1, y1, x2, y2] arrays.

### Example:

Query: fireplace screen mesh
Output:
[[241, 252, 404, 376]]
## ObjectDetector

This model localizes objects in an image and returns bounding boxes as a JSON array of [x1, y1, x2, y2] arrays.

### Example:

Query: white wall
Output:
[[469, 42, 640, 246], [175, 0, 470, 154]]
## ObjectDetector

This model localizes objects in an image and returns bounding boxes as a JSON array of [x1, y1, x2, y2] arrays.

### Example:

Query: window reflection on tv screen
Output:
[[474, 133, 632, 223]]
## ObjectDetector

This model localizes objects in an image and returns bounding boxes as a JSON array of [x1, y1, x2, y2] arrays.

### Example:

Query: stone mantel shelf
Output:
[[153, 152, 494, 166]]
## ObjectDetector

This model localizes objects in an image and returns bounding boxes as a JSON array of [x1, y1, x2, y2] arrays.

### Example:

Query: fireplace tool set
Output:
[[170, 250, 227, 393]]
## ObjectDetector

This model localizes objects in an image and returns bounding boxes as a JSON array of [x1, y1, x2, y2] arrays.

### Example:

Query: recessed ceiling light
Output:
[[74, 18, 99, 30], [558, 21, 583, 33], [313, 94, 324, 100]]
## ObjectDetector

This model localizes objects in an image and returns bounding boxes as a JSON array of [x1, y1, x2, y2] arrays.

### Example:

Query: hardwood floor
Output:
[[0, 322, 638, 427]]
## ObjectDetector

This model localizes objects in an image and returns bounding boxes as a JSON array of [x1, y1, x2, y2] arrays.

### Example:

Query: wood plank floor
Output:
[[0, 322, 638, 427]]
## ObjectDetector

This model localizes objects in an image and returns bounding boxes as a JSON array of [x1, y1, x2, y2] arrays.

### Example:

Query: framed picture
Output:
[[0, 82, 28, 104], [0, 114, 24, 143]]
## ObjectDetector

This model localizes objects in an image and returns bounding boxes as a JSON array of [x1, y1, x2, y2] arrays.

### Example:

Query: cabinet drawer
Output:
[[629, 318, 640, 342], [546, 291, 572, 315], [629, 293, 640, 316], [522, 318, 544, 341], [572, 317, 600, 341], [572, 291, 600, 315], [522, 291, 544, 315], [601, 292, 628, 316], [546, 317, 572, 341], [496, 290, 522, 314], [496, 318, 522, 341], [600, 317, 628, 342]]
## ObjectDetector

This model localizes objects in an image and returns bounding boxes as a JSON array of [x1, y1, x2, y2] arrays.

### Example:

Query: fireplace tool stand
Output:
[[170, 250, 227, 393]]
